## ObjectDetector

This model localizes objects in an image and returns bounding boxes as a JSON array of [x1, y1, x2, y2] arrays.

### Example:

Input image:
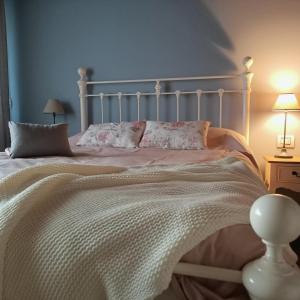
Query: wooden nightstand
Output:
[[264, 156, 300, 193]]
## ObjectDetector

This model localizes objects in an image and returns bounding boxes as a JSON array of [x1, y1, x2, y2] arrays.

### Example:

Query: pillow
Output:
[[139, 120, 210, 150], [207, 127, 259, 169], [207, 127, 250, 150], [76, 121, 146, 148], [68, 132, 83, 147], [8, 122, 73, 158]]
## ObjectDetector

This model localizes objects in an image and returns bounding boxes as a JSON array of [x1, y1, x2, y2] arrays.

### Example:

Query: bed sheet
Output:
[[0, 145, 256, 180]]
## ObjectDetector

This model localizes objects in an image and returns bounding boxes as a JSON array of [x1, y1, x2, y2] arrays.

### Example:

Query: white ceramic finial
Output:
[[78, 67, 87, 80], [250, 194, 300, 244], [243, 194, 300, 300], [243, 56, 254, 72]]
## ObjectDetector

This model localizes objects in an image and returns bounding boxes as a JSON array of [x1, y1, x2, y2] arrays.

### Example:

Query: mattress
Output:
[[0, 129, 266, 300]]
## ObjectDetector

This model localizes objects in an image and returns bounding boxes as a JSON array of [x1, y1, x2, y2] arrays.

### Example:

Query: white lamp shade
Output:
[[43, 99, 65, 114], [272, 93, 300, 111]]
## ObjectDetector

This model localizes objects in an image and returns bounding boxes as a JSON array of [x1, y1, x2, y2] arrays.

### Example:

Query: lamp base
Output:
[[274, 148, 293, 159]]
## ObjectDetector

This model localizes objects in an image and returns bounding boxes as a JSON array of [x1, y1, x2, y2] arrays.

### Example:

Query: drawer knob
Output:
[[291, 171, 300, 178]]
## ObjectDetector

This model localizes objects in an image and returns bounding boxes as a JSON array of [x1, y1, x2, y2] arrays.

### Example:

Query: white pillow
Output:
[[139, 120, 210, 150], [77, 121, 146, 148]]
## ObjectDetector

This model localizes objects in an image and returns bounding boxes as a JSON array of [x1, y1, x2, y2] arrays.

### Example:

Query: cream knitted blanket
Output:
[[0, 157, 266, 300]]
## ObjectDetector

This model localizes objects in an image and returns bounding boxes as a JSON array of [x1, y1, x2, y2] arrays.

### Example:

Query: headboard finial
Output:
[[78, 67, 87, 80], [243, 56, 254, 72], [78, 67, 88, 132]]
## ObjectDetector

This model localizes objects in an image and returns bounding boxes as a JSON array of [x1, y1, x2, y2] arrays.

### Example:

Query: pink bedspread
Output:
[[168, 225, 264, 300], [0, 145, 254, 180]]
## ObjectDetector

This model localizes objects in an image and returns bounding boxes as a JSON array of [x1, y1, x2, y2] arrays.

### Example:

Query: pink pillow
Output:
[[139, 120, 210, 150], [207, 127, 259, 169], [77, 121, 146, 148]]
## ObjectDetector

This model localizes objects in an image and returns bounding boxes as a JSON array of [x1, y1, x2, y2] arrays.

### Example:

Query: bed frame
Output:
[[77, 57, 300, 300]]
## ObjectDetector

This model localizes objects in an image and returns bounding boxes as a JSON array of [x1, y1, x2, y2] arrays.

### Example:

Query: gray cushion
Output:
[[8, 122, 73, 158]]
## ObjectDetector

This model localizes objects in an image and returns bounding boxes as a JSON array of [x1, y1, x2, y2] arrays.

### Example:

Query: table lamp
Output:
[[273, 93, 300, 158], [43, 99, 64, 124]]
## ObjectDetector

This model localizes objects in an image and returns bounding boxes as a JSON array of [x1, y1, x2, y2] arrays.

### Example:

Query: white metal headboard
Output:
[[77, 56, 253, 143]]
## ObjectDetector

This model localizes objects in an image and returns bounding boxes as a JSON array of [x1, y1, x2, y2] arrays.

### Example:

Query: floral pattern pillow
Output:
[[77, 121, 146, 148], [139, 120, 210, 150]]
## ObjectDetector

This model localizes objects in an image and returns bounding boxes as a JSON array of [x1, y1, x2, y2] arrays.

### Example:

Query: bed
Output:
[[0, 57, 299, 300]]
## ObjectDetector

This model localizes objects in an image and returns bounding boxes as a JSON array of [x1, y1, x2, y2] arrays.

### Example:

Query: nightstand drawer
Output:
[[277, 165, 300, 183], [264, 156, 300, 193]]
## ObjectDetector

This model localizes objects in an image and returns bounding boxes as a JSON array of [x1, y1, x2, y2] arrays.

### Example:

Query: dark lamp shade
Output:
[[43, 99, 65, 114]]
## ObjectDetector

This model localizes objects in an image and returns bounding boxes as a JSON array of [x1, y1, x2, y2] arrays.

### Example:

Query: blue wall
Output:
[[6, 0, 300, 163], [5, 0, 242, 134]]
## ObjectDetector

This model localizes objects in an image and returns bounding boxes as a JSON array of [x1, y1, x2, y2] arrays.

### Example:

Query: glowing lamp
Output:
[[273, 93, 300, 158], [271, 71, 299, 92]]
